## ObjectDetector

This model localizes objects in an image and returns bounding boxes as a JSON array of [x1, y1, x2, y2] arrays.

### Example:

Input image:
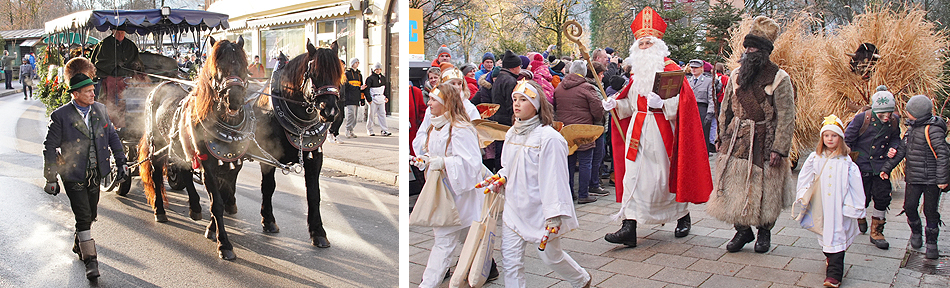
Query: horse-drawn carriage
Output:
[[43, 8, 231, 196]]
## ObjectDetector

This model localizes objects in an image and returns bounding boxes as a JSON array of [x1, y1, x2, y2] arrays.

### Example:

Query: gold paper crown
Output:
[[514, 80, 537, 99], [441, 68, 464, 83], [822, 115, 844, 130]]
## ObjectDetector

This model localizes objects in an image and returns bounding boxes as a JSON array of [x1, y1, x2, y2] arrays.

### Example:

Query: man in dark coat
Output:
[[490, 50, 522, 167], [43, 73, 127, 280], [843, 86, 901, 250], [90, 24, 143, 129], [363, 63, 391, 136], [1, 50, 14, 89], [343, 58, 365, 138]]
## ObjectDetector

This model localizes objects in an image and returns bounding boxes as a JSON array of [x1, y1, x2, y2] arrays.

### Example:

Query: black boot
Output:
[[926, 227, 939, 259], [909, 219, 923, 249], [79, 239, 99, 279], [726, 225, 755, 252], [605, 219, 637, 247], [487, 258, 499, 281], [674, 213, 691, 238], [72, 234, 81, 260], [754, 224, 772, 253]]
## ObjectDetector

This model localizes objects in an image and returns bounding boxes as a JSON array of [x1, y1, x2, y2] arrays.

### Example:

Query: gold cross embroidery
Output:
[[630, 138, 640, 150], [658, 76, 679, 98]]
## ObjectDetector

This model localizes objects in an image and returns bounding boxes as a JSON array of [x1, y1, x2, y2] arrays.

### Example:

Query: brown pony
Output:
[[137, 36, 249, 260]]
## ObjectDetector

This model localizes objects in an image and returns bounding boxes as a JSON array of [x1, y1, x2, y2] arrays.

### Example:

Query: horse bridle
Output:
[[211, 75, 248, 107], [300, 59, 341, 115]]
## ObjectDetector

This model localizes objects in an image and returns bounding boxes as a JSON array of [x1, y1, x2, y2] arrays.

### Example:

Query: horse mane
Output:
[[257, 46, 344, 108], [191, 39, 248, 123]]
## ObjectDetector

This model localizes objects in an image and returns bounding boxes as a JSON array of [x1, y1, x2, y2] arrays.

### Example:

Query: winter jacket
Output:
[[473, 67, 491, 83], [531, 64, 556, 103], [843, 110, 901, 174], [472, 73, 492, 105], [490, 68, 519, 125], [363, 72, 390, 101], [465, 76, 478, 100], [43, 101, 126, 183], [344, 68, 365, 106], [882, 115, 950, 185], [552, 73, 604, 151]]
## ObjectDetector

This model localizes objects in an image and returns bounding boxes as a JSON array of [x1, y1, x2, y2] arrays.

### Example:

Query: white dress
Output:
[[498, 125, 578, 243], [414, 100, 481, 154], [613, 93, 688, 224], [796, 152, 867, 253]]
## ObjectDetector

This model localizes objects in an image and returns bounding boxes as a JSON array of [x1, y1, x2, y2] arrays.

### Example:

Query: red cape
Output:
[[610, 58, 713, 204]]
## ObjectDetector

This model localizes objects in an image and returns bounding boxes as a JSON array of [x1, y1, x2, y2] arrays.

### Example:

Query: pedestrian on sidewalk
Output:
[[344, 58, 364, 138], [42, 73, 128, 280], [1, 50, 14, 89], [364, 62, 391, 136], [411, 84, 497, 287], [480, 80, 590, 288], [20, 58, 34, 100], [796, 115, 866, 288], [881, 94, 950, 260], [843, 86, 901, 249], [553, 60, 603, 204]]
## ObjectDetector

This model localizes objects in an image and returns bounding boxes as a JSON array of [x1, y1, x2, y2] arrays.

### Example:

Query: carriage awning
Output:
[[246, 4, 350, 28], [45, 9, 230, 35]]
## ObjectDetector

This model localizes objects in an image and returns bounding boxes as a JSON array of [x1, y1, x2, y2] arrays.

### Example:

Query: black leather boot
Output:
[[926, 227, 939, 259], [726, 225, 755, 252], [754, 224, 773, 253], [605, 220, 638, 247], [72, 234, 81, 260], [674, 213, 691, 238], [79, 239, 99, 279], [909, 219, 923, 249]]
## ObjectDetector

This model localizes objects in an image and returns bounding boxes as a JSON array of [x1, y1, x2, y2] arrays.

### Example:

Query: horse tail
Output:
[[138, 134, 159, 207]]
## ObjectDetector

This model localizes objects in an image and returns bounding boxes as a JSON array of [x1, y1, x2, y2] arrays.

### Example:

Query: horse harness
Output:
[[268, 60, 339, 161]]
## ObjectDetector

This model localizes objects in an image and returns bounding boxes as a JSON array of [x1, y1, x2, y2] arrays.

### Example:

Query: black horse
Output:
[[138, 36, 250, 260], [251, 42, 343, 248]]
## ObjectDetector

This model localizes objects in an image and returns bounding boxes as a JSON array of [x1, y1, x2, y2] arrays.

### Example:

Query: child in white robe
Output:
[[796, 115, 866, 288], [412, 84, 496, 287], [481, 80, 591, 288]]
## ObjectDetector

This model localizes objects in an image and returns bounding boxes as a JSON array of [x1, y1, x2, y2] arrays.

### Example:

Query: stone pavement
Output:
[[306, 110, 399, 186], [0, 82, 26, 98], [408, 154, 950, 287]]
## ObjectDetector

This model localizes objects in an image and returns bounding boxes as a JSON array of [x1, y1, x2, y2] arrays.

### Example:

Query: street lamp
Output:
[[161, 6, 171, 16]]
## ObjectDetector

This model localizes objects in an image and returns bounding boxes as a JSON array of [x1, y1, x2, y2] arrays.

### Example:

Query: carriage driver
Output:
[[90, 23, 143, 129], [43, 73, 128, 280]]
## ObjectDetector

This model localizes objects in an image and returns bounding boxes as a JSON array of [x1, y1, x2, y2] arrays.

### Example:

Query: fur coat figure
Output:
[[706, 64, 797, 227]]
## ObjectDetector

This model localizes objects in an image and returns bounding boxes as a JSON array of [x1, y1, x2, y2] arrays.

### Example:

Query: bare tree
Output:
[[518, 0, 586, 56]]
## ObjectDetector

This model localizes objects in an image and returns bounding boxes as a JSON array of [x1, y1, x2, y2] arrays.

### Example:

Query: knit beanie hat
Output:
[[569, 60, 587, 76], [548, 55, 557, 63], [530, 60, 544, 71], [609, 75, 626, 91], [551, 59, 565, 72], [870, 90, 896, 113], [482, 52, 495, 63], [460, 63, 476, 76], [605, 47, 615, 55], [437, 45, 451, 57], [906, 95, 934, 119], [501, 50, 521, 69], [531, 53, 544, 62], [820, 115, 845, 137], [519, 56, 530, 69]]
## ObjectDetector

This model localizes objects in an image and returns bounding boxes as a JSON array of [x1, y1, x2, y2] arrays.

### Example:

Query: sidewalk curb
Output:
[[323, 158, 398, 186], [0, 89, 24, 98]]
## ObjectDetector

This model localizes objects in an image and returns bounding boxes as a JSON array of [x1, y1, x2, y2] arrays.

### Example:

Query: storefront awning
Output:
[[19, 39, 39, 47], [247, 4, 351, 28]]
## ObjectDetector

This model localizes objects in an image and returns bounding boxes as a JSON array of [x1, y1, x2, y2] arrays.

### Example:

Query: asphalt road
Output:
[[0, 96, 398, 287]]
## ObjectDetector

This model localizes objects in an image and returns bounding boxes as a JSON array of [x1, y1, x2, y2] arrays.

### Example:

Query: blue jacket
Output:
[[844, 110, 901, 174], [43, 101, 125, 183]]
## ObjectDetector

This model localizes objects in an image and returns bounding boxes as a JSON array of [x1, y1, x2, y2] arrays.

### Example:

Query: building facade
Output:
[[206, 0, 399, 114]]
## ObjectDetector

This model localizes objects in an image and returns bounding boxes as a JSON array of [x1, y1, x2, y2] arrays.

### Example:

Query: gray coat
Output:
[[882, 115, 950, 185], [43, 101, 125, 183], [686, 73, 717, 121]]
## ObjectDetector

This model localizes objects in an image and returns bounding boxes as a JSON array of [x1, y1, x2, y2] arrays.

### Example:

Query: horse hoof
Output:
[[262, 222, 280, 233], [189, 210, 202, 221], [311, 236, 330, 248], [225, 204, 238, 215], [154, 214, 169, 223], [218, 249, 236, 260], [205, 229, 217, 242]]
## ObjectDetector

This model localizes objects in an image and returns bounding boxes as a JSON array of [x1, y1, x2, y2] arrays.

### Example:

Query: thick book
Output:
[[652, 70, 686, 99]]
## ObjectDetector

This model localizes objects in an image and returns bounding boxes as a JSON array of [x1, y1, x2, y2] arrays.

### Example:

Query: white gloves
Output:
[[410, 155, 430, 171], [544, 216, 562, 232], [646, 92, 663, 109], [428, 157, 445, 171], [602, 96, 617, 111]]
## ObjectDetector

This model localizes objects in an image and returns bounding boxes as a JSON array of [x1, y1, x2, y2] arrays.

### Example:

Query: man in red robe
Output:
[[600, 7, 713, 247]]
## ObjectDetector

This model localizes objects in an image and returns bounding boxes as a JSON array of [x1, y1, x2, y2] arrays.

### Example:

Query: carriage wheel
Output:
[[115, 143, 137, 196], [166, 167, 189, 190]]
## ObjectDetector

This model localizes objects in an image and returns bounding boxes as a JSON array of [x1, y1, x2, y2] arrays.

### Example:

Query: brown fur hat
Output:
[[749, 16, 780, 43], [64, 57, 96, 80]]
